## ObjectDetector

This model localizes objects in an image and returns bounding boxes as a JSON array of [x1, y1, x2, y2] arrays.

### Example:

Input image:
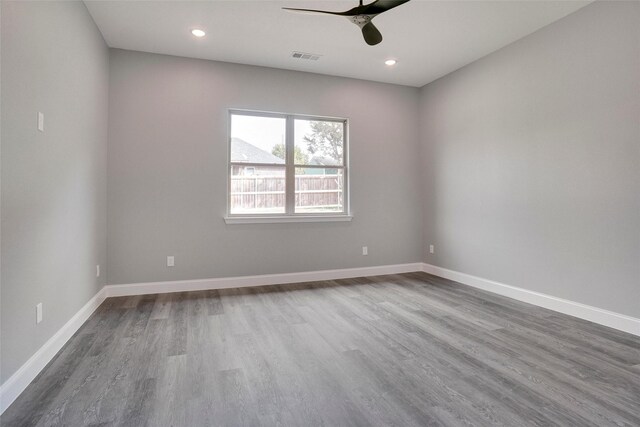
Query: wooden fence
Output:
[[230, 174, 343, 212]]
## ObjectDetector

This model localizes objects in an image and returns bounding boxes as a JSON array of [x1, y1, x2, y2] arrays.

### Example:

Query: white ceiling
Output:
[[84, 0, 590, 87]]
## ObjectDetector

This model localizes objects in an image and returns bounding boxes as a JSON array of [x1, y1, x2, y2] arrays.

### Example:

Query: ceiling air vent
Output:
[[291, 51, 322, 61]]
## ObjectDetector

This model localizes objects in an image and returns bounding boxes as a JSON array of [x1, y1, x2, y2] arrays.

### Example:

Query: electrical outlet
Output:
[[96, 264, 100, 277], [167, 256, 175, 267], [362, 246, 368, 256], [36, 303, 43, 324], [429, 244, 435, 254]]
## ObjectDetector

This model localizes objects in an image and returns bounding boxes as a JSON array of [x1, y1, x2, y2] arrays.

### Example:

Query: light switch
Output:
[[37, 112, 44, 132]]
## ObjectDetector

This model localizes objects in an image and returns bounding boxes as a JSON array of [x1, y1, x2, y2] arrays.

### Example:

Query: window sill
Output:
[[224, 215, 353, 225]]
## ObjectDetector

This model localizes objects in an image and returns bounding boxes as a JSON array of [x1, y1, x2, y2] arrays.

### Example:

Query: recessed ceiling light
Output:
[[191, 29, 206, 38], [385, 59, 397, 66]]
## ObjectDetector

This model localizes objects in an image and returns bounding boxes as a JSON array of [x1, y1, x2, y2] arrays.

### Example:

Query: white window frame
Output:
[[225, 109, 351, 224]]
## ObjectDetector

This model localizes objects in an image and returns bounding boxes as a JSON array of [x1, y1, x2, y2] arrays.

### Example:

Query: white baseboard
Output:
[[0, 262, 420, 415], [105, 263, 424, 297], [108, 263, 639, 336], [3, 261, 637, 416], [0, 288, 107, 414], [421, 263, 640, 337]]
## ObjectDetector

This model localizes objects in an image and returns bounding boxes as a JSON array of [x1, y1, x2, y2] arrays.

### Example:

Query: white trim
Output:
[[227, 109, 350, 220], [3, 261, 637, 416], [0, 263, 416, 415], [0, 288, 107, 414], [224, 214, 353, 224], [106, 263, 423, 297], [285, 114, 295, 213], [421, 263, 640, 337]]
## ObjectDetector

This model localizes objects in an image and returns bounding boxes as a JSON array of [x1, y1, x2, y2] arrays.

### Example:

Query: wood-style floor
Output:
[[3, 272, 639, 426]]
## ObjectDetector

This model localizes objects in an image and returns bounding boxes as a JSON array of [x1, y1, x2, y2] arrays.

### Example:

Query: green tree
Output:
[[271, 143, 309, 165], [303, 121, 343, 162]]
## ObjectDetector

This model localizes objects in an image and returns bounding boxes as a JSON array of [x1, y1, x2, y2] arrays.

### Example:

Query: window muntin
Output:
[[228, 110, 348, 217]]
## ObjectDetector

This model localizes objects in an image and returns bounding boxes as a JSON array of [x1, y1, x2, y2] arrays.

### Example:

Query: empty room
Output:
[[1, 0, 639, 425]]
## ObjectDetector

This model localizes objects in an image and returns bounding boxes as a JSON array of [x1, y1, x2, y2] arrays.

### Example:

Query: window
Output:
[[227, 110, 349, 222]]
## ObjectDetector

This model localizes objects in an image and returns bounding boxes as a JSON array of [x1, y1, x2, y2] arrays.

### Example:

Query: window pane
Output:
[[231, 114, 285, 164], [230, 165, 285, 214], [295, 168, 344, 214], [294, 119, 344, 166]]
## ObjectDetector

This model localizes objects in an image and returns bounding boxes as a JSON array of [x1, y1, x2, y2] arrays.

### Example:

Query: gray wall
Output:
[[2, 0, 637, 391], [107, 49, 423, 285], [1, 1, 109, 382], [419, 1, 640, 317]]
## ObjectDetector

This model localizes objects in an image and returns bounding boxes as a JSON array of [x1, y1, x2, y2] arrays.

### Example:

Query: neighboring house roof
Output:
[[310, 155, 339, 166], [230, 138, 284, 164]]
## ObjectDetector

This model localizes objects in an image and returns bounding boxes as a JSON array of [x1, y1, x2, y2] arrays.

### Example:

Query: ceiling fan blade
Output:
[[361, 22, 383, 46], [282, 7, 351, 16], [362, 0, 411, 15]]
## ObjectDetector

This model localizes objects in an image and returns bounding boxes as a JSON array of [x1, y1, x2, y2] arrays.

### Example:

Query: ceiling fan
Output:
[[283, 0, 411, 46]]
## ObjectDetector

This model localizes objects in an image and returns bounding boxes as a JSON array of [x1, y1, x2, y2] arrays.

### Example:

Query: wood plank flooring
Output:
[[2, 272, 639, 426]]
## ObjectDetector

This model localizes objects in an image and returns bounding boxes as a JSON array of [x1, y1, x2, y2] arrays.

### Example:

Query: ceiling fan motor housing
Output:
[[349, 14, 374, 28]]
